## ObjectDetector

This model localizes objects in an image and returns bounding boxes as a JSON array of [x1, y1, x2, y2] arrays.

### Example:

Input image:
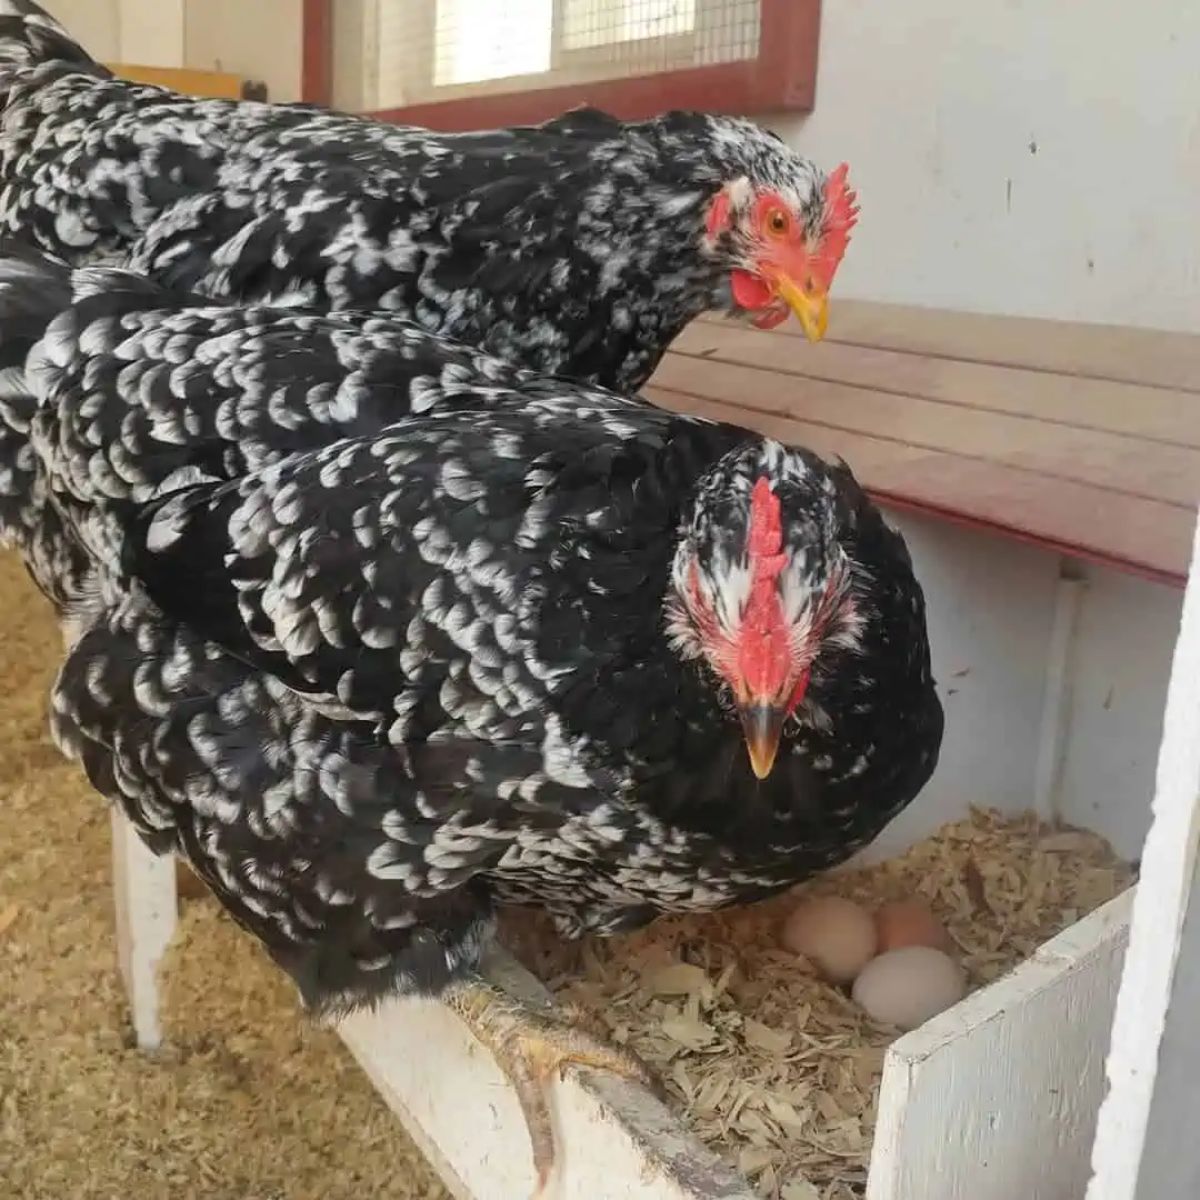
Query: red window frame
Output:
[[301, 0, 820, 129]]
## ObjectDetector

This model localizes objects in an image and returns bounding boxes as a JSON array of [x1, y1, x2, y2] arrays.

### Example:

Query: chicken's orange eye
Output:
[[766, 208, 791, 237]]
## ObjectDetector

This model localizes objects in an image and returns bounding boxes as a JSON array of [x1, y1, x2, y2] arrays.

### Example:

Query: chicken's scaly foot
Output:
[[444, 973, 659, 1197]]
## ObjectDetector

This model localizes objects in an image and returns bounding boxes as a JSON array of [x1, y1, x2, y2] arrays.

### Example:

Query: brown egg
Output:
[[852, 946, 966, 1030], [780, 896, 877, 984], [875, 899, 952, 954]]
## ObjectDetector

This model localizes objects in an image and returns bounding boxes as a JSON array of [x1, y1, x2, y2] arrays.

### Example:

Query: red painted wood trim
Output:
[[871, 491, 1189, 591], [756, 0, 821, 111], [367, 0, 820, 131], [301, 0, 333, 107]]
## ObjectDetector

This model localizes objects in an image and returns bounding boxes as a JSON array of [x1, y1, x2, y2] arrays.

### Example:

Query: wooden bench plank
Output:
[[338, 951, 759, 1200], [674, 323, 1200, 449], [739, 301, 1200, 393], [651, 354, 1200, 510], [647, 386, 1194, 585], [106, 63, 247, 100]]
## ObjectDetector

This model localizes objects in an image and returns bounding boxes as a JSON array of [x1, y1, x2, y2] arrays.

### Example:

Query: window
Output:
[[563, 0, 698, 51], [433, 0, 554, 87], [303, 0, 819, 129]]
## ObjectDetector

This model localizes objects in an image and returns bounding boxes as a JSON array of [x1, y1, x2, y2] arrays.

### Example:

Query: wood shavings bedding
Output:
[[501, 809, 1133, 1199]]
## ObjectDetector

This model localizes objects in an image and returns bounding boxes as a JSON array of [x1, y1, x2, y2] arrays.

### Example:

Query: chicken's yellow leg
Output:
[[444, 973, 659, 1196]]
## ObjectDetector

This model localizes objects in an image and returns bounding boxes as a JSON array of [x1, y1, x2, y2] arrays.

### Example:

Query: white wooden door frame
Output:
[[1087, 511, 1200, 1200]]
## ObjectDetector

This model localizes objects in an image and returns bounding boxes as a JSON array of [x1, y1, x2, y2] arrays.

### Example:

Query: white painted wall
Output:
[[1053, 571, 1183, 857], [772, 1, 1200, 333], [40, 0, 122, 61], [40, 0, 302, 100], [860, 508, 1178, 865], [116, 0, 183, 67], [183, 0, 302, 103], [867, 509, 1056, 857]]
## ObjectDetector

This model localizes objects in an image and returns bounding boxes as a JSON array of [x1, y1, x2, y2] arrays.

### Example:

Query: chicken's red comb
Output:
[[819, 162, 859, 268], [748, 477, 783, 560], [742, 479, 788, 684]]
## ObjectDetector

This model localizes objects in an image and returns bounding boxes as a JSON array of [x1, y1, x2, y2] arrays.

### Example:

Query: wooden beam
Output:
[[673, 323, 1200, 450], [651, 351, 1200, 509], [647, 384, 1194, 587], [105, 62, 245, 100], [753, 303, 1200, 395], [650, 303, 1200, 586], [757, 0, 821, 111]]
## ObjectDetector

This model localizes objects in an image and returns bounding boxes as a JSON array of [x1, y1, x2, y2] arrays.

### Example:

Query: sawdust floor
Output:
[[0, 553, 448, 1200]]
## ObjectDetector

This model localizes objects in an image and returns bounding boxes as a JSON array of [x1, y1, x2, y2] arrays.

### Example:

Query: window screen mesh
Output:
[[363, 0, 762, 109]]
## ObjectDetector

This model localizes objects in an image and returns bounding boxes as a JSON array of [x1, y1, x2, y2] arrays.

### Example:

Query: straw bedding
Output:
[[503, 810, 1132, 1198]]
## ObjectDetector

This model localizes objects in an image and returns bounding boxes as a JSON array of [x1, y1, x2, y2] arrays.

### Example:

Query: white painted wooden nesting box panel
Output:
[[868, 890, 1132, 1200]]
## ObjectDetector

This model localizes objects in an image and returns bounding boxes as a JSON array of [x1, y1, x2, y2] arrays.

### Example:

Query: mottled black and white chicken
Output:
[[0, 0, 856, 393], [0, 251, 942, 1185]]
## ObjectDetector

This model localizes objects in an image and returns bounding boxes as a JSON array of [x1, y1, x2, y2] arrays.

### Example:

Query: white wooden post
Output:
[[1032, 569, 1087, 819], [1087, 513, 1200, 1200], [110, 808, 179, 1050]]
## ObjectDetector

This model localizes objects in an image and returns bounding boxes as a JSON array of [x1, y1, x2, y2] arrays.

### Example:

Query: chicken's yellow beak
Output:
[[738, 703, 787, 780], [775, 276, 829, 343]]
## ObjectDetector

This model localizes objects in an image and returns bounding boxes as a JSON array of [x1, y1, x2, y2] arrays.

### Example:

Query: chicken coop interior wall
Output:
[[181, 0, 303, 104], [859, 509, 1178, 867], [771, 0, 1200, 333]]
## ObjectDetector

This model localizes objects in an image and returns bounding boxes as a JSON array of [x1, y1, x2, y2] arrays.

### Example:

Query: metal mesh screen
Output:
[[364, 0, 762, 109]]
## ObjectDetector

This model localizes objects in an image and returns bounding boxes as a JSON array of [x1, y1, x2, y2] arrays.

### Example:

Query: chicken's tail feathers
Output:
[[0, 0, 98, 72]]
